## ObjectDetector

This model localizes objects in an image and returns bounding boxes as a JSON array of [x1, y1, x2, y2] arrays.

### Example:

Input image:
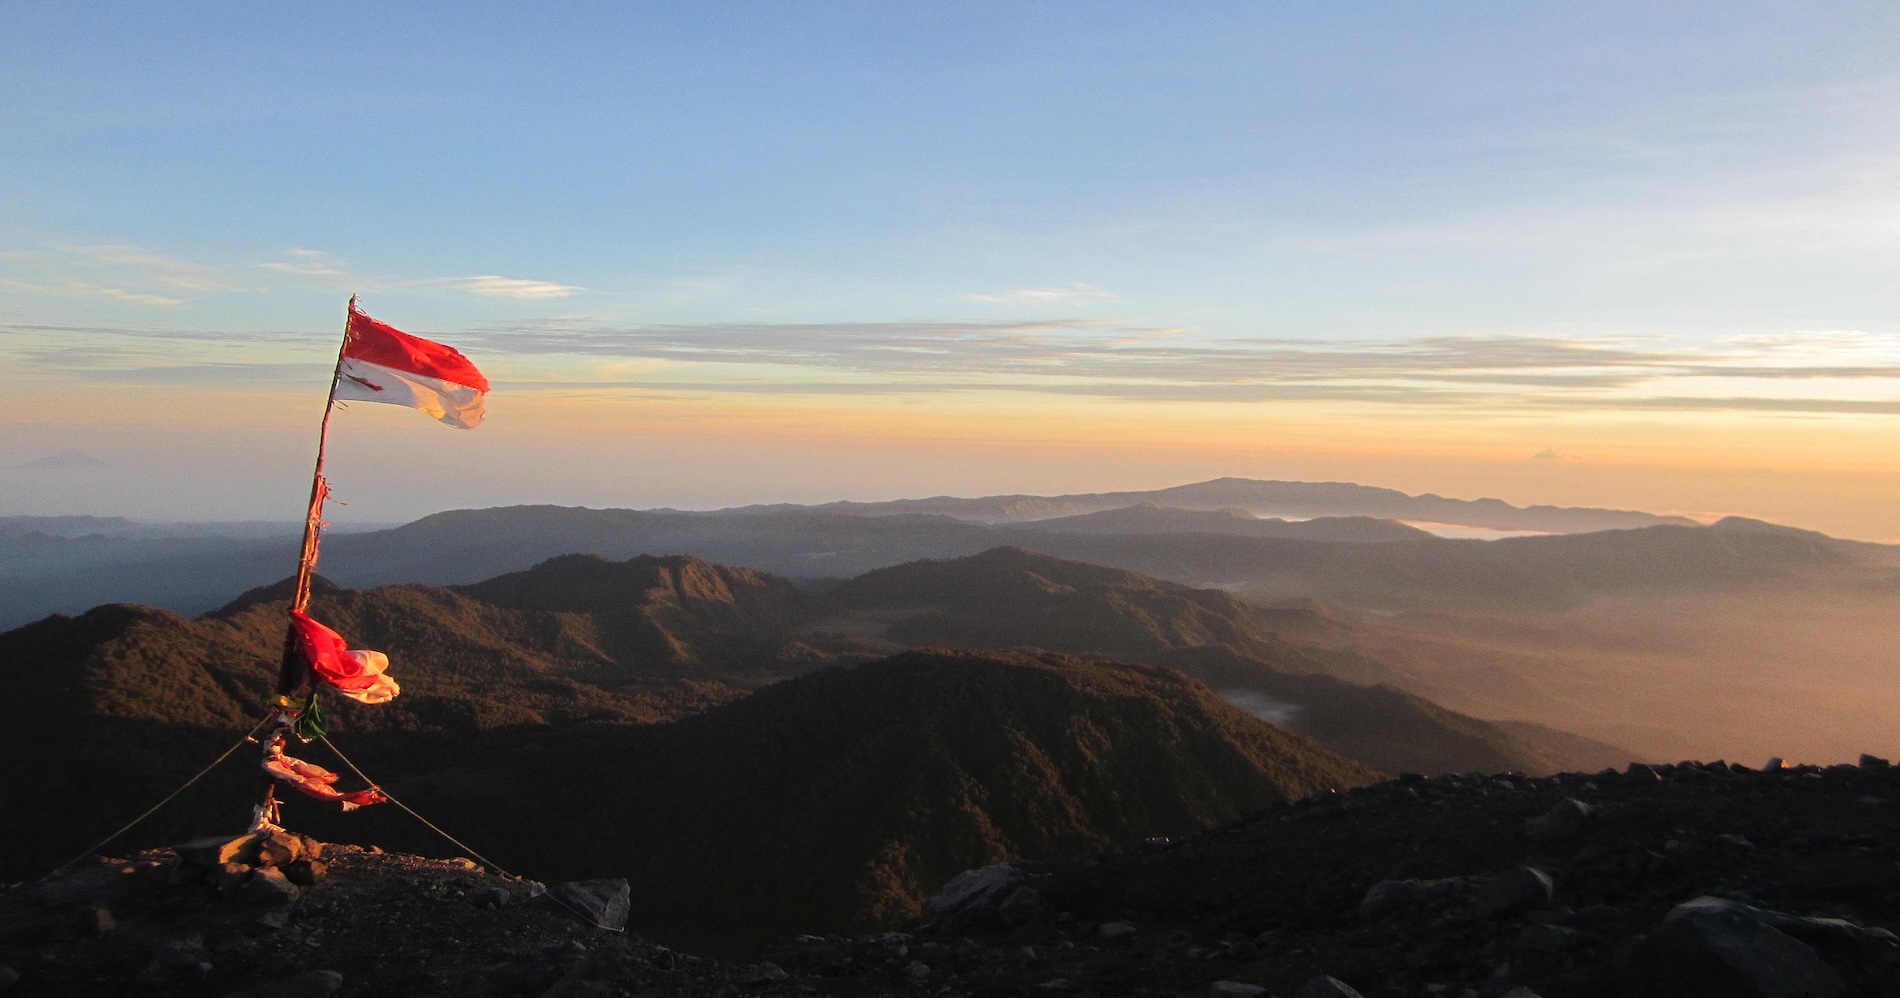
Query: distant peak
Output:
[[453, 550, 791, 612], [13, 449, 112, 472], [214, 574, 342, 615], [1708, 516, 1832, 540]]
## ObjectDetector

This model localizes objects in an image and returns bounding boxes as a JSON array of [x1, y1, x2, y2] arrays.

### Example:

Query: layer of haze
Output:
[[3, 3, 1900, 539], [1354, 592, 1900, 768]]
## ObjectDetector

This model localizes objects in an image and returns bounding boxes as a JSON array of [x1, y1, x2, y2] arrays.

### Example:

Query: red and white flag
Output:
[[335, 305, 489, 428], [288, 610, 401, 704]]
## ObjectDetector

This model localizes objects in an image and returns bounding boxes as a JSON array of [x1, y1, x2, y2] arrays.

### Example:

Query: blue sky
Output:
[[4, 3, 1900, 535]]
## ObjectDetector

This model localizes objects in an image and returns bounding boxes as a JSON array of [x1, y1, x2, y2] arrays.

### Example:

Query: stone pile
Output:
[[168, 828, 328, 904]]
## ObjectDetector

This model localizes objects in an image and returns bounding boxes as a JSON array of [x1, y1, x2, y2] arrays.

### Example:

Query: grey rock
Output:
[[1633, 908, 1845, 998], [472, 885, 508, 909], [1359, 877, 1471, 921], [1762, 757, 1785, 772], [1500, 989, 1548, 998], [239, 866, 300, 905], [1208, 983, 1268, 998], [1523, 799, 1592, 842], [1297, 975, 1365, 998], [1097, 920, 1138, 942], [904, 960, 931, 980], [1861, 753, 1890, 769], [252, 969, 344, 998], [539, 879, 631, 931], [1668, 895, 1868, 944], [923, 863, 1026, 928], [0, 963, 16, 993], [1038, 979, 1081, 992], [1479, 867, 1555, 919]]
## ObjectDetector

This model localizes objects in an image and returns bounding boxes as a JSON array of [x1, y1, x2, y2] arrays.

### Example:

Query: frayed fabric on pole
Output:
[[287, 611, 400, 705]]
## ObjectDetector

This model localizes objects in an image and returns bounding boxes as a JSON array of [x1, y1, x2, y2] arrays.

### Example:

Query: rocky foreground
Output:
[[4, 757, 1899, 997]]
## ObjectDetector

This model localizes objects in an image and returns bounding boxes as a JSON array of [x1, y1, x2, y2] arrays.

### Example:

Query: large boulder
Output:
[[919, 864, 1036, 932], [1669, 896, 1869, 945], [1358, 876, 1472, 921], [1523, 799, 1592, 842], [1479, 867, 1555, 919], [1631, 906, 1847, 998], [538, 879, 630, 932]]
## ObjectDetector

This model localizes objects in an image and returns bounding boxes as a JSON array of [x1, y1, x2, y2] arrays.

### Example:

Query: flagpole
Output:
[[256, 296, 356, 831], [274, 295, 355, 695]]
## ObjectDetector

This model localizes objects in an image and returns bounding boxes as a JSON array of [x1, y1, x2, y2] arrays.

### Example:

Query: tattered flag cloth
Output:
[[334, 305, 490, 428], [261, 734, 387, 810], [288, 610, 401, 705]]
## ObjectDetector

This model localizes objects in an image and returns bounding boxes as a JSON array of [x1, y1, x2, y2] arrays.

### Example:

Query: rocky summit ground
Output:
[[4, 757, 1899, 997]]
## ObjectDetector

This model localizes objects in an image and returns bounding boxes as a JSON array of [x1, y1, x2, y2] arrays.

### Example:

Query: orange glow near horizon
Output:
[[6, 373, 1899, 541]]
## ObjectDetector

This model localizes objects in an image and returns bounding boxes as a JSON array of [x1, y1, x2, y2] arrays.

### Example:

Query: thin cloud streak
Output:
[[7, 319, 1898, 417], [61, 244, 237, 291], [0, 242, 583, 304], [464, 320, 1899, 386], [0, 278, 185, 307], [966, 282, 1121, 305], [445, 275, 583, 299]]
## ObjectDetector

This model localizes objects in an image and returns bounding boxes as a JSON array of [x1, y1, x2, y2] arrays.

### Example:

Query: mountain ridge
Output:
[[729, 477, 1702, 533], [5, 479, 1894, 628]]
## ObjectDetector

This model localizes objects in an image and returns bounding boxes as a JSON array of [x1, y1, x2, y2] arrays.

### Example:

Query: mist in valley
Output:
[[1339, 587, 1900, 767]]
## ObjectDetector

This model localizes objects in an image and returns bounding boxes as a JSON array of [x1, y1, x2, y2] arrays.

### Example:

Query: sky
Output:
[[3, 2, 1900, 538]]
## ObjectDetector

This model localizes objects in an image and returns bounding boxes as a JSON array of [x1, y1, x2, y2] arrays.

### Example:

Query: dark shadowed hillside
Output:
[[0, 562, 814, 884], [403, 649, 1378, 949], [0, 616, 1377, 950]]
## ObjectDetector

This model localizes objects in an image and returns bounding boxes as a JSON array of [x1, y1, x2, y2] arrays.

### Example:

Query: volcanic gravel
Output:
[[3, 759, 1898, 997]]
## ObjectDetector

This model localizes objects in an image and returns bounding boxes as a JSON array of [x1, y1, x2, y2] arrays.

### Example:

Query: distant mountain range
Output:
[[732, 477, 1703, 532], [5, 479, 1893, 629]]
